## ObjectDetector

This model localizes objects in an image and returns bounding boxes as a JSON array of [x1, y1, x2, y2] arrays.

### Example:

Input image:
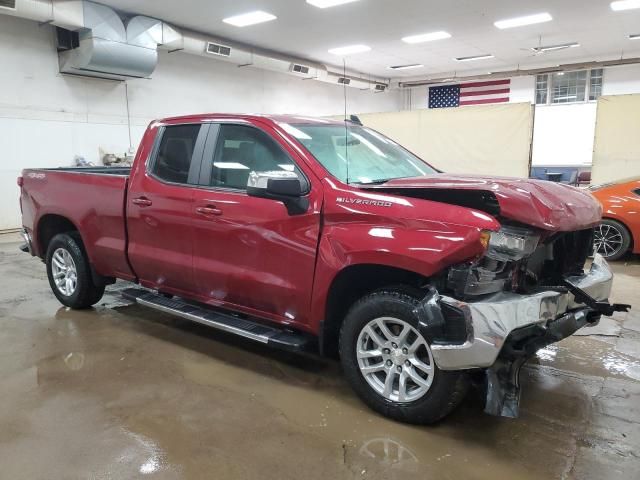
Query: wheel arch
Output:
[[36, 214, 80, 258], [320, 263, 430, 358]]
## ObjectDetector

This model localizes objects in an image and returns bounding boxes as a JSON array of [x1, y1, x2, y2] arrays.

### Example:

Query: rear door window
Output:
[[152, 125, 202, 184]]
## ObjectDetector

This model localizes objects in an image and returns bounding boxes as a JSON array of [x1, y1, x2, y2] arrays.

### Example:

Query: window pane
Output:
[[153, 125, 200, 184], [589, 68, 603, 101], [535, 74, 548, 104], [210, 124, 299, 190], [551, 71, 587, 104]]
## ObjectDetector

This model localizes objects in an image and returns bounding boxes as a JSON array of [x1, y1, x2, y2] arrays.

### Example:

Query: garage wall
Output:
[[592, 94, 640, 184], [354, 103, 534, 177], [0, 15, 402, 230], [531, 103, 597, 166]]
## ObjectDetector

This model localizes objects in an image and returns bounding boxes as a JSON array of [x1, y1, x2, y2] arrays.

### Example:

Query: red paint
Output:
[[591, 177, 640, 254], [377, 174, 602, 231], [459, 98, 509, 105], [460, 79, 510, 88], [459, 88, 510, 97], [19, 113, 604, 336]]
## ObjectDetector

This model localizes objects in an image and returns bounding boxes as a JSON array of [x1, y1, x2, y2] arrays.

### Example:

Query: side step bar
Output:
[[121, 288, 315, 353]]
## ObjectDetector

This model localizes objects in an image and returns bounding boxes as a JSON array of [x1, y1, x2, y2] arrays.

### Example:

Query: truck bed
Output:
[[31, 166, 131, 176], [20, 167, 135, 280]]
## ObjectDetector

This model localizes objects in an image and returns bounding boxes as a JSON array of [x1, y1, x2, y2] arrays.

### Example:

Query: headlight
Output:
[[485, 226, 540, 261]]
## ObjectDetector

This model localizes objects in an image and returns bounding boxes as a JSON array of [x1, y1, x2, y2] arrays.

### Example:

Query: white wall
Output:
[[0, 15, 401, 230], [602, 64, 640, 95], [531, 103, 597, 166]]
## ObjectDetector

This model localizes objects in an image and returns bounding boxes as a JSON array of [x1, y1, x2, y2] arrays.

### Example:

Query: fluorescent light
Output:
[[223, 10, 277, 27], [328, 44, 371, 55], [306, 0, 360, 8], [494, 12, 552, 29], [532, 42, 580, 53], [611, 0, 640, 11], [388, 64, 424, 70], [629, 34, 640, 40], [454, 54, 494, 62], [402, 31, 451, 44]]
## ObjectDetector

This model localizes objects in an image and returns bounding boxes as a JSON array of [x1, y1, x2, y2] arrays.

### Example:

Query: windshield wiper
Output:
[[358, 178, 393, 185]]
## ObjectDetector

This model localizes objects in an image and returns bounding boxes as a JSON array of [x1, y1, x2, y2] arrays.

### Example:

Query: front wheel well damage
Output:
[[321, 264, 429, 357]]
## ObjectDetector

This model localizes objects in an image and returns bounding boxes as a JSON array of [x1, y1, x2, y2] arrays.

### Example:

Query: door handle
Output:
[[196, 205, 223, 217], [132, 197, 153, 207]]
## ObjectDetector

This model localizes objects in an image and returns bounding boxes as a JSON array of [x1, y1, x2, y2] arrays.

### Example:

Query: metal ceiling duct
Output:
[[57, 2, 160, 79], [0, 0, 389, 88]]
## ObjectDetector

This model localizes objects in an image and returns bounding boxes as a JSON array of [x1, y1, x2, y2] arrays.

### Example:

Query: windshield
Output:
[[281, 123, 437, 184]]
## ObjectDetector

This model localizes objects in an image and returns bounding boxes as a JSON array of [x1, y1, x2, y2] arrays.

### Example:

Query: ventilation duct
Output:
[[57, 2, 162, 79], [0, 0, 390, 89]]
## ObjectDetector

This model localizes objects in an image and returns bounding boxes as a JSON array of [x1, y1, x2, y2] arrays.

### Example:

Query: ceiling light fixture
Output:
[[328, 44, 371, 55], [306, 0, 360, 8], [611, 0, 640, 11], [494, 12, 552, 29], [223, 10, 277, 27], [531, 42, 580, 53], [454, 54, 495, 62], [389, 64, 424, 70], [629, 33, 640, 39], [402, 31, 451, 44]]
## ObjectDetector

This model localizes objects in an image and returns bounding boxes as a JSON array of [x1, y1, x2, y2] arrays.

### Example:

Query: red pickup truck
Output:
[[18, 113, 628, 423]]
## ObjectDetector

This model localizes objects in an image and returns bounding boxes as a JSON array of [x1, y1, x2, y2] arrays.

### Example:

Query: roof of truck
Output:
[[158, 113, 345, 126]]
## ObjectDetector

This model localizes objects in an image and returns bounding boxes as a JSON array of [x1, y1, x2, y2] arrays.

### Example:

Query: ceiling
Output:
[[99, 0, 640, 80]]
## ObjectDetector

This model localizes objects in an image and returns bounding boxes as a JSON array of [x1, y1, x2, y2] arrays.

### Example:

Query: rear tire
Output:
[[46, 233, 105, 309], [594, 219, 631, 261], [339, 287, 469, 424]]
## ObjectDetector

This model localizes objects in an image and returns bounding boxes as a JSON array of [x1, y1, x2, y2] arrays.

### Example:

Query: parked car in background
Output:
[[590, 177, 640, 261]]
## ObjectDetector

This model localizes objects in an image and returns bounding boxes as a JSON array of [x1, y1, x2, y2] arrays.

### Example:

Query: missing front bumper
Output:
[[428, 254, 617, 371], [415, 254, 630, 418]]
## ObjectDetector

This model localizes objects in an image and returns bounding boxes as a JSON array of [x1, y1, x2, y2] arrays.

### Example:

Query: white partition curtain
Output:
[[345, 102, 534, 178], [592, 94, 640, 185]]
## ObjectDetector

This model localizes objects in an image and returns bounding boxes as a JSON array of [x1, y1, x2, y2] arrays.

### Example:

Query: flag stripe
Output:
[[460, 79, 510, 89], [459, 88, 510, 97], [459, 97, 509, 106]]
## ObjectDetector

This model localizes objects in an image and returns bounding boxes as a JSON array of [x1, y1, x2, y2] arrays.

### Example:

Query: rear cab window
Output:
[[151, 124, 202, 184]]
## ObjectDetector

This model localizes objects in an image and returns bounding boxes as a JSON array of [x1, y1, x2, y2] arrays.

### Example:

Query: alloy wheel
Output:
[[356, 317, 435, 402], [594, 223, 624, 258], [51, 248, 78, 296]]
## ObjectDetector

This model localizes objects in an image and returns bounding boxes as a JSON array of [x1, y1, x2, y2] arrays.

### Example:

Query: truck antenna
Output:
[[343, 58, 350, 184]]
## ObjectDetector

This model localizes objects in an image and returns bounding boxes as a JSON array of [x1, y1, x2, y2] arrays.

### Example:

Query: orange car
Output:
[[589, 177, 640, 260]]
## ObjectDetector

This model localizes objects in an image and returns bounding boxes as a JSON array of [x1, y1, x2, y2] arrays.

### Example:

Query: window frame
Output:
[[197, 121, 310, 194], [535, 68, 604, 106], [147, 123, 209, 187]]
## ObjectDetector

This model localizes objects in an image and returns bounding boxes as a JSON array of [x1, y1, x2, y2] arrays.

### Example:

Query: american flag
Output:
[[428, 79, 511, 108]]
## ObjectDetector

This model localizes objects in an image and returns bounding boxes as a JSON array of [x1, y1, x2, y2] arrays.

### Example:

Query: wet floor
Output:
[[1, 233, 639, 479]]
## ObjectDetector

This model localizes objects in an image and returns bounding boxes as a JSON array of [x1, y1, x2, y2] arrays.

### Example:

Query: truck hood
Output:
[[364, 174, 602, 232]]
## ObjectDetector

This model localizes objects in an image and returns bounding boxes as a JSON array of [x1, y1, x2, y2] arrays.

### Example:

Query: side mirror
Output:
[[247, 171, 309, 215]]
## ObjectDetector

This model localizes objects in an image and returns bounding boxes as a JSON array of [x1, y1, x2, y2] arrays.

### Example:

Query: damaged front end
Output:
[[413, 226, 630, 418]]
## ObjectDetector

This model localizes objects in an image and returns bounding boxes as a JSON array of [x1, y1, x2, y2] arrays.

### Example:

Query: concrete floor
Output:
[[1, 232, 639, 480]]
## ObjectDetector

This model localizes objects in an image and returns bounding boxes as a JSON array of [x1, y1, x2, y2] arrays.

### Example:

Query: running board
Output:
[[121, 288, 315, 353]]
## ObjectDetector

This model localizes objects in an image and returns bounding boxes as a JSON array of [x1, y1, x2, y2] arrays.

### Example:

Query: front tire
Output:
[[339, 288, 469, 424], [46, 233, 105, 309]]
